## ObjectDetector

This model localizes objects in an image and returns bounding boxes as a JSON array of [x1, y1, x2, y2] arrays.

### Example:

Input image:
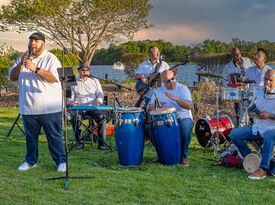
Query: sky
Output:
[[1, 0, 275, 51]]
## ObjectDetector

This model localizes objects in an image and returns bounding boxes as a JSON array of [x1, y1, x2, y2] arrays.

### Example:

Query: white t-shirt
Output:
[[135, 59, 170, 77], [149, 83, 193, 120], [70, 77, 104, 105], [222, 57, 254, 83], [9, 49, 62, 115], [252, 89, 275, 135], [245, 65, 272, 88]]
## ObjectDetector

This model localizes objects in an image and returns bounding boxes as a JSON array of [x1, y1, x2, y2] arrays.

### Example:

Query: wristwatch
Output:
[[35, 67, 41, 73]]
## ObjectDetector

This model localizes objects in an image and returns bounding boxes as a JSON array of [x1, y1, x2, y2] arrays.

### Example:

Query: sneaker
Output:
[[57, 163, 67, 172], [248, 168, 267, 180], [18, 162, 37, 171], [181, 158, 189, 167]]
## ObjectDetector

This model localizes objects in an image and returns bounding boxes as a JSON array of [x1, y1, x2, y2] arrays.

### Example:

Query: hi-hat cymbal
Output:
[[196, 72, 223, 79]]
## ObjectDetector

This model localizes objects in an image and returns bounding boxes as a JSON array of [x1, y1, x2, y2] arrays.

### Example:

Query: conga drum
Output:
[[150, 107, 181, 165], [195, 115, 234, 148], [114, 107, 145, 166]]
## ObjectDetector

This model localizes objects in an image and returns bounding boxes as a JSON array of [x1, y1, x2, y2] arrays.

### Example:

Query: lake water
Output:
[[91, 64, 275, 86]]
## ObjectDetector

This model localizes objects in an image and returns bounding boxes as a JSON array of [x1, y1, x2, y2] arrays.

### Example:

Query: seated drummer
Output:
[[134, 46, 170, 107], [230, 69, 275, 180], [222, 47, 254, 127], [148, 70, 194, 166], [69, 63, 106, 150]]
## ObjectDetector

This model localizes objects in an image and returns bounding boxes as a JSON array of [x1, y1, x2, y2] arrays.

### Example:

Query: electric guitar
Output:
[[135, 57, 190, 95]]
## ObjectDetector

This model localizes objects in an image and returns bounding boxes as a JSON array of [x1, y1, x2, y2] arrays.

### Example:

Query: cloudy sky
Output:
[[1, 0, 275, 51]]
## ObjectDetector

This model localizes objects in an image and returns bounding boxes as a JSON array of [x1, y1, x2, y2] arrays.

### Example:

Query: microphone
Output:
[[28, 48, 33, 60]]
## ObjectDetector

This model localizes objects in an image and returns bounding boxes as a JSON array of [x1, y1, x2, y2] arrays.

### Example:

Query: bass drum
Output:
[[195, 115, 234, 148]]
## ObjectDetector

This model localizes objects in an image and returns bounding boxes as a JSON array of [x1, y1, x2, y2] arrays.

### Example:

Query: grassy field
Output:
[[0, 108, 274, 205]]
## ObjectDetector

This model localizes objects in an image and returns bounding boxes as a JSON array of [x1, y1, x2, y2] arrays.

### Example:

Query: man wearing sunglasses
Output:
[[69, 63, 107, 150], [148, 70, 194, 166]]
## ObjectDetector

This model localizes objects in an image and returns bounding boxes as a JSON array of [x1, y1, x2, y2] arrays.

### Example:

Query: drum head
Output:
[[116, 107, 144, 113], [243, 153, 261, 173], [150, 107, 176, 116], [195, 118, 211, 148]]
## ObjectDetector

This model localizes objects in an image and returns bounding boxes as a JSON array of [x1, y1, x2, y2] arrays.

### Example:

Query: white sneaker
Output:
[[57, 163, 67, 172], [18, 162, 37, 171]]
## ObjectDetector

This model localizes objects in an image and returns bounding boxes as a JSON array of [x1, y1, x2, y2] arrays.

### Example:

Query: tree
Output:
[[121, 53, 147, 77], [0, 0, 152, 65]]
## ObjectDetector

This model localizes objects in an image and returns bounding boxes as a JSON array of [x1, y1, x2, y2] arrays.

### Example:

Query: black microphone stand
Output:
[[45, 48, 93, 189]]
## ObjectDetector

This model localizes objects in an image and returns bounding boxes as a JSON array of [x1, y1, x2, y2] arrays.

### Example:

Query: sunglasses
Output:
[[165, 77, 175, 84]]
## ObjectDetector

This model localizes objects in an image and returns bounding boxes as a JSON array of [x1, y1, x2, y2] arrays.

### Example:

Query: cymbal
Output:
[[196, 72, 223, 79]]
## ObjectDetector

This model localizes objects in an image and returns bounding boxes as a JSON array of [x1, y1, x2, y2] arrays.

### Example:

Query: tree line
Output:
[[92, 38, 275, 65], [1, 37, 275, 92]]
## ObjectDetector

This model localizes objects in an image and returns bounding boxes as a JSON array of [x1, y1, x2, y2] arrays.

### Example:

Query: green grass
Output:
[[0, 108, 274, 205]]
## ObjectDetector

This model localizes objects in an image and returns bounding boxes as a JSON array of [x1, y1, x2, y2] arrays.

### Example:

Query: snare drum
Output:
[[195, 115, 234, 148], [115, 107, 145, 166], [223, 84, 243, 101], [150, 107, 181, 165]]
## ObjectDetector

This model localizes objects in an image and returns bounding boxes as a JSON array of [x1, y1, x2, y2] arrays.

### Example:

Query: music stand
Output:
[[45, 53, 93, 189]]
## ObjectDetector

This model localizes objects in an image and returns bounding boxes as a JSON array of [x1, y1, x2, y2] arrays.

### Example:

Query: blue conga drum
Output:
[[114, 107, 145, 166], [150, 107, 181, 165]]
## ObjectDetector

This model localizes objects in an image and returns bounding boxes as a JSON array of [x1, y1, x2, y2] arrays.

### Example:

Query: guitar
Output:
[[135, 57, 190, 95], [134, 57, 191, 107]]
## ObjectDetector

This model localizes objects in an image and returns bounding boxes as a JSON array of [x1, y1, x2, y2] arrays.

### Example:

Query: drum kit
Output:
[[194, 72, 256, 157]]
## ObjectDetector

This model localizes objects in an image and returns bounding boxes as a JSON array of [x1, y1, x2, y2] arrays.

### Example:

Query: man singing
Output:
[[9, 32, 66, 172]]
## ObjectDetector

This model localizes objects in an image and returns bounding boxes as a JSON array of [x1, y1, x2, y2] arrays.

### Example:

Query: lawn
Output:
[[0, 108, 274, 205]]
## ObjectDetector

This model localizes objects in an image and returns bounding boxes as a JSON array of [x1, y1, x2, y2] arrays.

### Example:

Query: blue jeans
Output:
[[179, 118, 194, 159], [22, 112, 66, 166], [230, 127, 275, 170]]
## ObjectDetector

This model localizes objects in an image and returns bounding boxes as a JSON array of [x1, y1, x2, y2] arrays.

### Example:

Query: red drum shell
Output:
[[195, 115, 234, 148]]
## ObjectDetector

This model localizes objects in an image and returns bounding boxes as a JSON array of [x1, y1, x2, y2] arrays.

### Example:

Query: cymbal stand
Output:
[[239, 86, 251, 127], [205, 84, 229, 158]]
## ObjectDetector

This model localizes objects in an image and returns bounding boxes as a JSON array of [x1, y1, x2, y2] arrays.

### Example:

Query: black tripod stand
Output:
[[45, 49, 93, 189], [6, 114, 25, 137], [67, 108, 114, 152]]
